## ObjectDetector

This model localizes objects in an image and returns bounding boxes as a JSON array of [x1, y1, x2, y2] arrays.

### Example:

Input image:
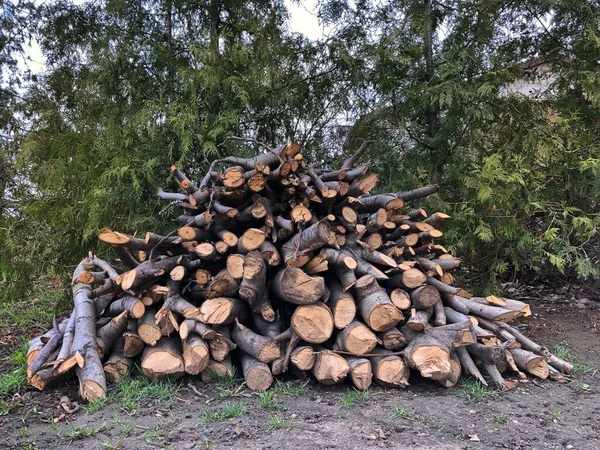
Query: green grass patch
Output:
[[258, 391, 284, 410], [493, 412, 508, 424], [118, 373, 180, 413], [198, 402, 247, 426], [0, 342, 28, 401], [267, 414, 293, 430], [64, 421, 106, 442], [392, 405, 429, 422], [339, 389, 369, 408], [271, 379, 308, 397], [554, 345, 597, 376], [459, 379, 497, 402]]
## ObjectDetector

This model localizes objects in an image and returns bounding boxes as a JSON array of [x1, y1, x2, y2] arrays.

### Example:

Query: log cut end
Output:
[[410, 345, 451, 380], [292, 303, 334, 344], [291, 346, 316, 371], [366, 303, 404, 332], [332, 296, 356, 329], [312, 350, 350, 385]]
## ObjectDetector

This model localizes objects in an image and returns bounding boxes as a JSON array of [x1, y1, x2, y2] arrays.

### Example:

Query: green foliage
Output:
[[339, 389, 369, 408], [198, 402, 247, 426], [118, 374, 180, 413], [271, 379, 308, 397], [267, 414, 293, 430], [258, 391, 284, 410], [0, 342, 28, 400], [0, 0, 599, 301], [459, 379, 497, 402], [554, 345, 597, 376]]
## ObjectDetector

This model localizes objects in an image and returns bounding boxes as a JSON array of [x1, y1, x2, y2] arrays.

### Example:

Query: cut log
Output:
[[231, 320, 280, 363], [291, 302, 334, 344], [97, 311, 129, 358], [387, 269, 427, 289], [123, 318, 145, 357], [138, 307, 162, 346], [335, 320, 379, 355], [182, 333, 209, 375], [406, 307, 433, 331], [271, 266, 324, 305], [103, 338, 133, 383], [237, 228, 267, 253], [120, 256, 180, 290], [410, 285, 441, 309], [437, 351, 461, 388], [141, 336, 185, 380], [377, 327, 408, 350], [179, 319, 217, 341], [311, 349, 350, 385], [199, 297, 248, 325], [329, 278, 357, 329], [290, 346, 316, 371], [105, 296, 146, 319], [510, 349, 549, 379], [369, 348, 410, 388], [209, 326, 237, 361], [240, 353, 273, 391], [345, 356, 373, 390], [455, 346, 487, 386], [281, 220, 331, 266], [354, 275, 403, 332], [389, 288, 411, 310], [200, 356, 234, 382]]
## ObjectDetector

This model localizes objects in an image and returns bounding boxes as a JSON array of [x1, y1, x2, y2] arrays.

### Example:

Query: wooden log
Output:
[[369, 348, 410, 388], [484, 363, 506, 389], [271, 266, 324, 305], [406, 307, 433, 331], [377, 328, 408, 350], [200, 356, 234, 382], [401, 328, 451, 380], [123, 318, 145, 357], [291, 302, 334, 344], [231, 320, 280, 363], [236, 228, 267, 253], [97, 311, 129, 358], [182, 333, 209, 375], [354, 275, 403, 332], [467, 343, 505, 365], [120, 256, 180, 290], [329, 278, 357, 329], [209, 326, 237, 361], [103, 337, 133, 383], [141, 336, 185, 379], [432, 299, 447, 326], [510, 349, 549, 379], [336, 267, 357, 291], [387, 269, 427, 289], [335, 320, 379, 355], [455, 346, 487, 386], [290, 346, 316, 371], [410, 285, 441, 309], [258, 240, 281, 266], [27, 319, 64, 377], [138, 307, 162, 346], [199, 297, 248, 325], [281, 220, 331, 266], [240, 353, 273, 391], [437, 351, 461, 388], [105, 296, 146, 319], [311, 349, 350, 385], [460, 297, 522, 322], [344, 356, 373, 390], [64, 259, 106, 400], [415, 257, 443, 277], [238, 251, 273, 321], [179, 319, 217, 341], [389, 288, 411, 310], [423, 212, 450, 228]]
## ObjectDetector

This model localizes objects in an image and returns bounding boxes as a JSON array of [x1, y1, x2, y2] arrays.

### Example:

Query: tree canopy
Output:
[[1, 0, 599, 301]]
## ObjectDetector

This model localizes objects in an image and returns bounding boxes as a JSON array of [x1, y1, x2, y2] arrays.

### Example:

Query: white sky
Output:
[[19, 0, 326, 75]]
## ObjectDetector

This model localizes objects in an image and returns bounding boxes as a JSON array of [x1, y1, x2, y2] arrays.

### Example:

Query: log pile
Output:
[[26, 142, 573, 401]]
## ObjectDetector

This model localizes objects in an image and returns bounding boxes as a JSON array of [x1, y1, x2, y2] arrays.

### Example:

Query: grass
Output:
[[118, 373, 181, 413], [82, 395, 113, 414], [493, 413, 508, 424], [198, 402, 247, 426], [0, 343, 28, 401], [552, 409, 563, 422], [339, 389, 369, 408], [271, 379, 308, 397], [144, 426, 173, 448], [205, 367, 247, 398], [392, 405, 429, 423], [267, 414, 293, 430], [459, 379, 497, 402], [64, 421, 106, 442], [554, 345, 597, 376], [258, 391, 284, 410]]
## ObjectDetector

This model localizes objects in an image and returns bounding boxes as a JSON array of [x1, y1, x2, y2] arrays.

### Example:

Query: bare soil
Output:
[[2, 286, 599, 450]]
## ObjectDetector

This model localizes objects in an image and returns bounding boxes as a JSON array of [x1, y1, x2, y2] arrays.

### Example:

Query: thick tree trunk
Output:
[[355, 275, 403, 332], [141, 336, 185, 380]]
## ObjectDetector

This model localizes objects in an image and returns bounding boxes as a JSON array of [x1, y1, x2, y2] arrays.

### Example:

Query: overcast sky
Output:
[[19, 0, 326, 75]]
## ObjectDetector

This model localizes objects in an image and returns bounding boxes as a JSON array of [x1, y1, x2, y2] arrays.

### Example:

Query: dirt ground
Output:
[[2, 285, 599, 450]]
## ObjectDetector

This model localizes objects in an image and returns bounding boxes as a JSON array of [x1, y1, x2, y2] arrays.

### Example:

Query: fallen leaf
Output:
[[377, 427, 386, 439], [468, 434, 480, 442], [53, 413, 65, 423], [233, 426, 247, 437], [367, 434, 377, 440]]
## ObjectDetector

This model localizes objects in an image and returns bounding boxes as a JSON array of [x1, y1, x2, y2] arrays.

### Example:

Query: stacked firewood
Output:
[[26, 142, 573, 401]]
